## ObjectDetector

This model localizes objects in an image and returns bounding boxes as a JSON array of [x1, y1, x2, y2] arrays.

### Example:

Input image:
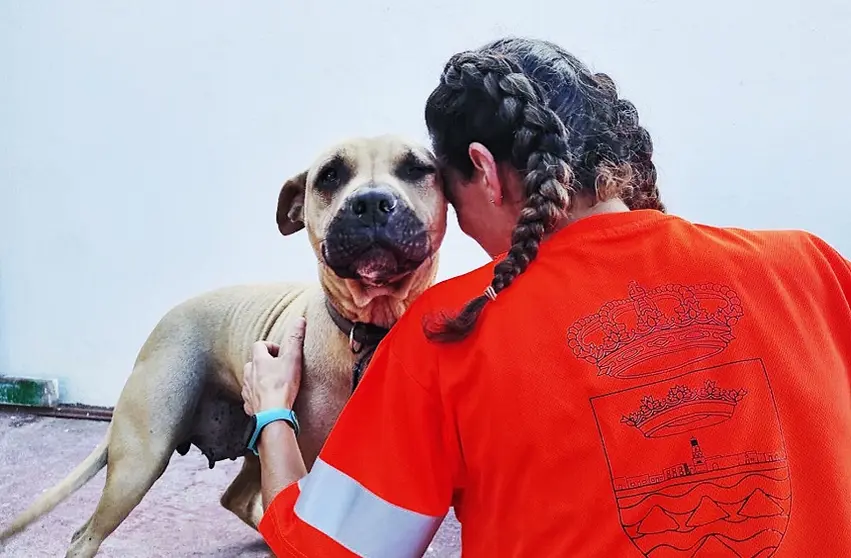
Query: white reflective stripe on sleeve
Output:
[[294, 457, 444, 558]]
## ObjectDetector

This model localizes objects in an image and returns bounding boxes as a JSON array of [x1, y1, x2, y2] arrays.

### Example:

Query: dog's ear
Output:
[[276, 171, 307, 236]]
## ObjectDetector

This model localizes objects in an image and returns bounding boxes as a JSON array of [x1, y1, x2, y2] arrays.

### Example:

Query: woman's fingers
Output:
[[262, 341, 281, 357], [282, 317, 307, 368], [251, 340, 273, 362]]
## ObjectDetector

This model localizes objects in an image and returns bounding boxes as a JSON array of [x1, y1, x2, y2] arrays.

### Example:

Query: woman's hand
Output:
[[242, 317, 306, 415]]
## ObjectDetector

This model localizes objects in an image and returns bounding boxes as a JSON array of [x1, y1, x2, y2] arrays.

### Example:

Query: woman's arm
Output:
[[242, 315, 461, 558], [241, 318, 309, 509], [256, 421, 306, 510]]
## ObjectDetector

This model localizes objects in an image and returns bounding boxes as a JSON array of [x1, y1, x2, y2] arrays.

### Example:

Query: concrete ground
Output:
[[0, 412, 461, 557]]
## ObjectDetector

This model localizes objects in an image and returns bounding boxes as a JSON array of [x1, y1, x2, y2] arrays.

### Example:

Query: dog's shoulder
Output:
[[184, 282, 314, 303], [156, 282, 316, 324]]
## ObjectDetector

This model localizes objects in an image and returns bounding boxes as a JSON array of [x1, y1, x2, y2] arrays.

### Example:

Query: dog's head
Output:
[[277, 135, 447, 319]]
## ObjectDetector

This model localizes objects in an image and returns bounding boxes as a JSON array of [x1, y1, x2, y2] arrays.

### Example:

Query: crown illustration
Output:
[[621, 380, 747, 438], [567, 282, 743, 378]]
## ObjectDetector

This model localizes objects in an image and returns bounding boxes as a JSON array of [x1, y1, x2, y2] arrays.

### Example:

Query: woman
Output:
[[241, 37, 851, 557]]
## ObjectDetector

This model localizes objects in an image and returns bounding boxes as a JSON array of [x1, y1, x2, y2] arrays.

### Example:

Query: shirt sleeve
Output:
[[258, 315, 460, 557]]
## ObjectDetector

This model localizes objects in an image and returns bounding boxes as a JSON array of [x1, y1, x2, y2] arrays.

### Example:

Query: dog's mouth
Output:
[[322, 242, 429, 288], [350, 247, 414, 288], [321, 200, 433, 291]]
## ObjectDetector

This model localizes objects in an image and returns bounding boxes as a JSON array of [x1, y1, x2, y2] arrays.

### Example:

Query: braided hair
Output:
[[423, 38, 664, 343]]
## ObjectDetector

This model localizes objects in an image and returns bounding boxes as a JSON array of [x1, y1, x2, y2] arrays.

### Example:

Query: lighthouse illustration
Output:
[[691, 437, 705, 467]]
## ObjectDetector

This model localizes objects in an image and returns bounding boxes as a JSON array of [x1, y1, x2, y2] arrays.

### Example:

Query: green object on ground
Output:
[[0, 376, 60, 408]]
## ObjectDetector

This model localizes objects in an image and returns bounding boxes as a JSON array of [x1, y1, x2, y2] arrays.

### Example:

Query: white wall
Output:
[[1, 1, 849, 406]]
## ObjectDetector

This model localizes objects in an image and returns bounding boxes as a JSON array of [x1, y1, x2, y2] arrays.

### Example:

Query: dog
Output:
[[0, 135, 448, 557]]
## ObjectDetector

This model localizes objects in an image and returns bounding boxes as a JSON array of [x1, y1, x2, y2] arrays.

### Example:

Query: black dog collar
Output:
[[324, 298, 390, 392]]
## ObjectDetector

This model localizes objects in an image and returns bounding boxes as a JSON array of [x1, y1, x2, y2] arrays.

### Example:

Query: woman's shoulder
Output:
[[694, 221, 847, 268]]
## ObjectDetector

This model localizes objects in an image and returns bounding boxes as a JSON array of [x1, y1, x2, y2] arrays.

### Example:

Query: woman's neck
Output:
[[484, 197, 631, 259], [557, 197, 630, 231]]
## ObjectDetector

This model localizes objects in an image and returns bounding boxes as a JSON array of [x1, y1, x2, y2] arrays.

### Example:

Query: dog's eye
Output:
[[401, 163, 435, 181], [315, 157, 351, 193], [318, 166, 340, 188]]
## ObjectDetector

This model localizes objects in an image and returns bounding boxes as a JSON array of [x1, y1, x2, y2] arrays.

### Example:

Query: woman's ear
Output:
[[276, 171, 307, 235], [468, 142, 503, 205]]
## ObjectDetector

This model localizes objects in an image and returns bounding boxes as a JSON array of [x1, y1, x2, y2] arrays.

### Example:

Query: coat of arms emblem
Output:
[[569, 283, 791, 557]]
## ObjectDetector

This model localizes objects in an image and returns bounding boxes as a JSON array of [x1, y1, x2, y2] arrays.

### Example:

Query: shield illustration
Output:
[[591, 359, 791, 557]]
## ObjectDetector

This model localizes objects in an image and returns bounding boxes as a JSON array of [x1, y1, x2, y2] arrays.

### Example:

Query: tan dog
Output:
[[0, 135, 448, 557]]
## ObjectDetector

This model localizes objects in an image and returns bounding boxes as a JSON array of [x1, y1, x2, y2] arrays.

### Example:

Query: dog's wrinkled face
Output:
[[277, 135, 447, 300]]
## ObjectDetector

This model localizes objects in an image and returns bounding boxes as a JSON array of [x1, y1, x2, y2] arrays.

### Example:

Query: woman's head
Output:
[[423, 37, 664, 342]]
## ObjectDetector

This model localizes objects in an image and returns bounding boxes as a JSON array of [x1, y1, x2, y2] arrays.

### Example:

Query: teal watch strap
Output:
[[247, 408, 299, 456]]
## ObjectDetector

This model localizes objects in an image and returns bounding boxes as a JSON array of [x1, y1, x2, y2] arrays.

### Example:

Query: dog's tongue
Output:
[[355, 249, 398, 287]]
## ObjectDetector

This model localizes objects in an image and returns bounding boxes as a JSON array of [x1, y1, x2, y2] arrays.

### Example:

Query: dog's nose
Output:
[[349, 188, 398, 226]]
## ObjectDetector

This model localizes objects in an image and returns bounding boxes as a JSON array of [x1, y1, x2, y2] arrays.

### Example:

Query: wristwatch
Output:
[[244, 408, 300, 456]]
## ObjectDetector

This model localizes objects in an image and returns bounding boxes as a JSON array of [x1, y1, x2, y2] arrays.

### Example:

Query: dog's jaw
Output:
[[319, 253, 439, 328]]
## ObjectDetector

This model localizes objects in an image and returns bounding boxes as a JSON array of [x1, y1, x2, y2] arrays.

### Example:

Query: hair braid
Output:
[[425, 52, 573, 342]]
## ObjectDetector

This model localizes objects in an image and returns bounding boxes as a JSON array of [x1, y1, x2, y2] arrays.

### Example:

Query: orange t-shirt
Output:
[[260, 209, 851, 557]]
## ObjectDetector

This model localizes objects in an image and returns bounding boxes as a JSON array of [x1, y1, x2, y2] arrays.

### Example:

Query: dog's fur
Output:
[[0, 135, 447, 557]]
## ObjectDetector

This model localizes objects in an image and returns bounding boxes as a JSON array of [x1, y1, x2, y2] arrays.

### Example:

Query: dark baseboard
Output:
[[0, 403, 113, 422]]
